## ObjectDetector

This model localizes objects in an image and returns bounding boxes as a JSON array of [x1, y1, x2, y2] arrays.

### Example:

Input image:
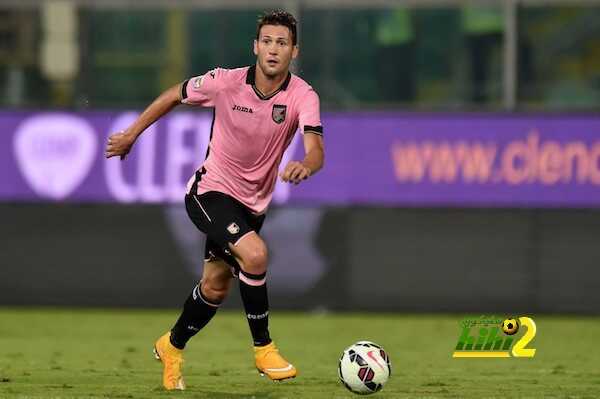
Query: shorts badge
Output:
[[272, 104, 287, 124], [227, 222, 240, 235]]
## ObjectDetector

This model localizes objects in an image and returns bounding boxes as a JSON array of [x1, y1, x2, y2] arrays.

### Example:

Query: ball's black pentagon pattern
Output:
[[348, 350, 368, 367], [379, 349, 387, 361], [357, 355, 368, 367], [356, 341, 382, 349], [365, 381, 383, 392]]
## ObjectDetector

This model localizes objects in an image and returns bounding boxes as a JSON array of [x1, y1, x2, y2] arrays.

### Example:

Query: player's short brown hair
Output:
[[256, 10, 297, 46]]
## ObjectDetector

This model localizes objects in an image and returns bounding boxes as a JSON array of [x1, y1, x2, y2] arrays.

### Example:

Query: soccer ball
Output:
[[502, 318, 519, 335], [338, 341, 391, 395]]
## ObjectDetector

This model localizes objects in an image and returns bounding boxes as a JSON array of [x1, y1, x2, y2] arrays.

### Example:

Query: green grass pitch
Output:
[[0, 308, 598, 398]]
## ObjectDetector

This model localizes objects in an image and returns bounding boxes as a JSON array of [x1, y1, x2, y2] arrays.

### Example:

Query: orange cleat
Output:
[[153, 332, 186, 390], [254, 342, 297, 381]]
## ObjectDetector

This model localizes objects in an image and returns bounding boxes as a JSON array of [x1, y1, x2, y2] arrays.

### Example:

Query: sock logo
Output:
[[247, 311, 269, 320]]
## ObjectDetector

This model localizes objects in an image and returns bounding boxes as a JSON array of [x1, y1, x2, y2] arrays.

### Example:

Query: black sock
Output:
[[239, 270, 271, 346], [170, 283, 220, 349]]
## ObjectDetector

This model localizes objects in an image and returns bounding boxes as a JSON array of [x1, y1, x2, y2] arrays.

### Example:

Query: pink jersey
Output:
[[182, 65, 322, 214]]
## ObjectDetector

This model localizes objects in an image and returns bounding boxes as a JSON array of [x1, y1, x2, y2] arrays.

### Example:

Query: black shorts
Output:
[[184, 190, 265, 272]]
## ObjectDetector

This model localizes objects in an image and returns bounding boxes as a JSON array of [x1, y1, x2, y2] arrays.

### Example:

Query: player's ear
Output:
[[253, 39, 258, 56], [292, 45, 299, 59]]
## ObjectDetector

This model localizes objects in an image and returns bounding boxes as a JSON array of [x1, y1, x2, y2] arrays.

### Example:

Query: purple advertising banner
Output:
[[1, 111, 600, 207]]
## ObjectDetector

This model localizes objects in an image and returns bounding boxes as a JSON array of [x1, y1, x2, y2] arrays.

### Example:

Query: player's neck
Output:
[[254, 64, 289, 97]]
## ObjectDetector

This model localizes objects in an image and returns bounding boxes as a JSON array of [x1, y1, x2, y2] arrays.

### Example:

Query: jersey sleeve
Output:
[[181, 68, 227, 107], [297, 88, 323, 136]]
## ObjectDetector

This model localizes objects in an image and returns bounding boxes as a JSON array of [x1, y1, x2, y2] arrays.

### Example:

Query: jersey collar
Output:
[[246, 65, 292, 101]]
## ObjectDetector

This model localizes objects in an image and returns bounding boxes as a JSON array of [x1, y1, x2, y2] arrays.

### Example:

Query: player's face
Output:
[[254, 24, 298, 78]]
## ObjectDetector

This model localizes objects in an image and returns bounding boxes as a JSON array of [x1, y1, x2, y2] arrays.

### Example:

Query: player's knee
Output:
[[200, 279, 230, 303], [241, 244, 268, 275]]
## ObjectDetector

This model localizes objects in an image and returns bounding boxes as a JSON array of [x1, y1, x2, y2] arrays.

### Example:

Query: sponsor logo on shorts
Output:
[[227, 222, 240, 235]]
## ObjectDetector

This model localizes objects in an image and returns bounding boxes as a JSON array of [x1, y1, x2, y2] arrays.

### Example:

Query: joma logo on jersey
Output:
[[452, 316, 537, 358], [232, 104, 253, 114]]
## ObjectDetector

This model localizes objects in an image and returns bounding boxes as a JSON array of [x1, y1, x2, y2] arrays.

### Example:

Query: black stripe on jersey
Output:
[[304, 125, 323, 136], [189, 167, 207, 195], [205, 108, 216, 159], [181, 80, 189, 100]]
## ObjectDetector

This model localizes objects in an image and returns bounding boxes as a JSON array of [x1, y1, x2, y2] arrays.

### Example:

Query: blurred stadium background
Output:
[[2, 0, 599, 312], [1, 1, 600, 397]]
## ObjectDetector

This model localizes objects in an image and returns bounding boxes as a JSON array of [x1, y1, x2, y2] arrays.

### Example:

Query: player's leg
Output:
[[230, 231, 297, 381], [168, 189, 295, 381], [154, 189, 234, 391], [171, 192, 236, 348], [229, 232, 270, 344], [155, 256, 233, 390], [170, 256, 234, 349]]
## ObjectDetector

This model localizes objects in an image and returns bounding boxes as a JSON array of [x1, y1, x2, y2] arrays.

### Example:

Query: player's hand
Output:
[[105, 130, 136, 160], [280, 161, 311, 185]]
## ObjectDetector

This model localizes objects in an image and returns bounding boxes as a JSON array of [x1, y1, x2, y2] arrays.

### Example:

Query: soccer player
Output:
[[105, 10, 324, 390]]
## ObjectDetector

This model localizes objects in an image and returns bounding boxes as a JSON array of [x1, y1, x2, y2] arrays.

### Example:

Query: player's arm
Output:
[[280, 132, 324, 185], [281, 87, 324, 185], [105, 82, 183, 160]]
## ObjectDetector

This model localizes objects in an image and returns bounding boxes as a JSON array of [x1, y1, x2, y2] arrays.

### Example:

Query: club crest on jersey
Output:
[[227, 222, 240, 235], [272, 104, 287, 124], [193, 76, 203, 89]]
